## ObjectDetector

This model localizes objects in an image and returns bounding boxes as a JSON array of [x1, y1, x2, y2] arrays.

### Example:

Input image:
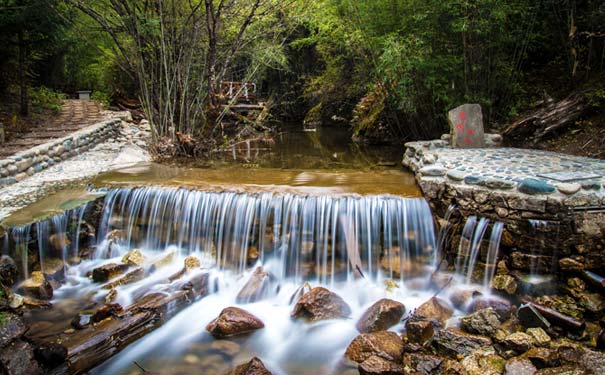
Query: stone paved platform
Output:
[[403, 141, 605, 207], [403, 140, 605, 263]]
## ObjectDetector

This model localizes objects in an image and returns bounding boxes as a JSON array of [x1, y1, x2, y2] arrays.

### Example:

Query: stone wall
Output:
[[0, 119, 121, 188], [402, 139, 605, 275]]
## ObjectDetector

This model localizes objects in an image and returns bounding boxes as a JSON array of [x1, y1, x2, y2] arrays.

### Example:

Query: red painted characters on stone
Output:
[[459, 111, 467, 122]]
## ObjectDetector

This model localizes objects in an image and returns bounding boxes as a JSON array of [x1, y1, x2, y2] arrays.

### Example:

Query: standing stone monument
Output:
[[448, 104, 485, 148]]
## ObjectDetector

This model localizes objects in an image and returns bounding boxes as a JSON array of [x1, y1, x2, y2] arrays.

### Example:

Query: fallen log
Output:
[[519, 300, 585, 333], [42, 271, 209, 375], [503, 93, 589, 145]]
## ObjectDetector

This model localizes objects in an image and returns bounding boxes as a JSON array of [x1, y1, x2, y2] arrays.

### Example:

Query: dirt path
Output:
[[0, 99, 104, 158]]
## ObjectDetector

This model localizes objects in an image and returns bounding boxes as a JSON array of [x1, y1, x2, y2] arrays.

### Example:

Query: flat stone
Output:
[[420, 166, 447, 177], [556, 183, 581, 195], [580, 180, 601, 190], [485, 178, 515, 190], [447, 169, 466, 181], [518, 178, 556, 195], [464, 175, 486, 185]]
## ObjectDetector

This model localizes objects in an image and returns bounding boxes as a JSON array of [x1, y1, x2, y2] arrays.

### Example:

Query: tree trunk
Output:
[[18, 30, 28, 117]]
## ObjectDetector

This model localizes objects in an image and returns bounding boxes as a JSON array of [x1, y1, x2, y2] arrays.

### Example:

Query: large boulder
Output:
[[236, 267, 271, 304], [226, 357, 272, 375], [345, 331, 403, 364], [356, 299, 405, 333], [0, 339, 42, 375], [414, 297, 453, 326], [460, 308, 502, 336], [291, 287, 351, 322], [206, 307, 264, 338], [17, 272, 53, 300], [0, 313, 26, 348]]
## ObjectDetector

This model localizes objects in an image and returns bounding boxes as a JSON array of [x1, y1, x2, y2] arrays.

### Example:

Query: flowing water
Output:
[[1, 126, 506, 374]]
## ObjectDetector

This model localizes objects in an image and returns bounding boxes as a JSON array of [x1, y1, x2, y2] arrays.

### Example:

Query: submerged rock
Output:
[[226, 357, 272, 375], [236, 267, 271, 304], [358, 355, 404, 375], [206, 307, 264, 338], [414, 297, 453, 326], [345, 331, 403, 364], [184, 255, 201, 270], [291, 287, 351, 322], [101, 267, 145, 289], [356, 298, 405, 333], [17, 272, 53, 300], [49, 233, 71, 252], [91, 263, 129, 283], [461, 308, 501, 336]]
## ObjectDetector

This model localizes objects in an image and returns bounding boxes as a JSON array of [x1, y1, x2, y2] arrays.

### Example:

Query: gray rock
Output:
[[420, 166, 447, 177], [460, 308, 501, 336], [448, 104, 485, 148], [556, 183, 581, 195], [447, 169, 466, 181]]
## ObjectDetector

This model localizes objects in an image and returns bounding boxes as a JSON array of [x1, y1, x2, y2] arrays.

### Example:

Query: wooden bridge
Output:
[[220, 81, 264, 112]]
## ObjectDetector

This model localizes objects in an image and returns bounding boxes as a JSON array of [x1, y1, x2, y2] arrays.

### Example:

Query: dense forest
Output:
[[1, 0, 604, 154]]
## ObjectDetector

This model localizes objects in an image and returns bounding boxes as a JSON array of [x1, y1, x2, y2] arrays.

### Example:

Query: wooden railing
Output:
[[220, 81, 257, 103]]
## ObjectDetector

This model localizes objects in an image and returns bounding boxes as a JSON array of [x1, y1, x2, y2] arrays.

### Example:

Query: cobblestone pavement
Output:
[[0, 123, 151, 223]]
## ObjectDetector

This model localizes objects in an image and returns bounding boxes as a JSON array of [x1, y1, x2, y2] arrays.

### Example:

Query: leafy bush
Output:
[[91, 91, 110, 107], [30, 86, 66, 114]]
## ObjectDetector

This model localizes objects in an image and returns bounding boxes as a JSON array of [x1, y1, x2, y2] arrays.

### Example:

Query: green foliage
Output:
[[91, 91, 110, 107], [29, 87, 66, 114]]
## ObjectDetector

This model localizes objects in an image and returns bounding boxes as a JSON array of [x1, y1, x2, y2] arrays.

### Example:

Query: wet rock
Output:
[[0, 339, 42, 375], [49, 233, 71, 252], [505, 357, 537, 375], [91, 263, 129, 283], [403, 353, 443, 374], [206, 307, 264, 338], [184, 255, 201, 270], [517, 304, 551, 330], [432, 328, 492, 357], [8, 294, 51, 310], [345, 331, 403, 364], [414, 297, 453, 326], [149, 250, 175, 271], [17, 271, 53, 300], [291, 287, 351, 322], [523, 347, 559, 368], [405, 318, 434, 344], [121, 249, 146, 266], [358, 355, 404, 375], [0, 313, 26, 348], [91, 303, 123, 322], [101, 267, 145, 289], [577, 292, 605, 314], [41, 258, 65, 286], [0, 255, 18, 286], [33, 342, 67, 368], [492, 275, 518, 295], [471, 296, 512, 321], [380, 257, 425, 279], [461, 308, 502, 336], [236, 267, 271, 304], [460, 347, 505, 375], [356, 298, 405, 333], [503, 332, 534, 353], [558, 258, 584, 272], [526, 328, 551, 347], [226, 357, 272, 375]]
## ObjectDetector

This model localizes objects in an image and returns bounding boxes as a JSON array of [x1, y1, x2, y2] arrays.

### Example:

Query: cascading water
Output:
[[484, 221, 504, 289], [94, 187, 436, 285]]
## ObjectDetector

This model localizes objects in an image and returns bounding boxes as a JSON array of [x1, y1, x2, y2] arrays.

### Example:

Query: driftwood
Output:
[[519, 300, 586, 333], [503, 93, 589, 144], [45, 271, 209, 375]]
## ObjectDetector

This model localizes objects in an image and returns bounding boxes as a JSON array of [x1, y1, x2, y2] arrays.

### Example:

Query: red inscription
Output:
[[464, 137, 470, 144], [467, 128, 474, 135], [456, 123, 464, 130], [459, 111, 467, 121]]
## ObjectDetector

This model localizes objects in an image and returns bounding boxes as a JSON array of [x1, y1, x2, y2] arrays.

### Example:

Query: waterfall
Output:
[[484, 222, 504, 289], [94, 187, 436, 285], [2, 202, 93, 279]]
